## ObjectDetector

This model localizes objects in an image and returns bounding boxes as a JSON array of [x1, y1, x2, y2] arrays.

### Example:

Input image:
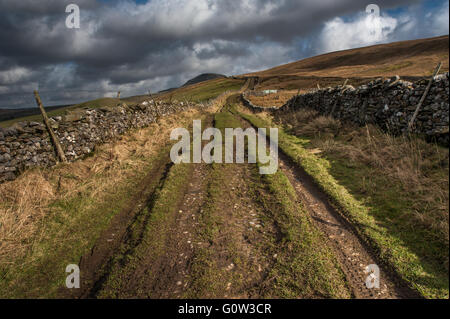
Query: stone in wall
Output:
[[244, 73, 449, 145], [0, 99, 203, 183]]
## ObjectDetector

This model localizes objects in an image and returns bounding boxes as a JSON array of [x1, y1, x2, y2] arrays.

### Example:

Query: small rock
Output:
[[3, 172, 16, 181], [226, 263, 235, 271]]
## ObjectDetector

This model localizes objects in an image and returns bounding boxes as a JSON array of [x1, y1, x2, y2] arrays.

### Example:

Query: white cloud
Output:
[[0, 67, 33, 85], [318, 12, 398, 53], [429, 1, 449, 35], [317, 1, 449, 54], [390, 2, 449, 41]]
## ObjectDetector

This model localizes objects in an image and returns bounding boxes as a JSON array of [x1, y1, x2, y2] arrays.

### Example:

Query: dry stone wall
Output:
[[241, 92, 278, 112], [0, 100, 202, 183], [243, 73, 449, 145]]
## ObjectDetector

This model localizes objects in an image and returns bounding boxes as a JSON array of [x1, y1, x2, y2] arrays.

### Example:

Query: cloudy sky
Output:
[[0, 0, 448, 109]]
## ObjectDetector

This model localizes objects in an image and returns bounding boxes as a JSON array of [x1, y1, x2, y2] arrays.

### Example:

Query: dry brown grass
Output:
[[328, 126, 449, 243], [240, 36, 449, 93], [275, 109, 449, 246], [287, 109, 342, 137], [0, 172, 54, 264], [0, 106, 205, 267], [246, 91, 299, 107], [247, 36, 449, 79]]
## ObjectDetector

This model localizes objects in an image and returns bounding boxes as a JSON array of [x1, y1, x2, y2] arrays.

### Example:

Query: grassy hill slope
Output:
[[245, 35, 449, 90]]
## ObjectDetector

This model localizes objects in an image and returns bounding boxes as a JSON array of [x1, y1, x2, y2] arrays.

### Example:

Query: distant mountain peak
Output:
[[182, 73, 227, 87]]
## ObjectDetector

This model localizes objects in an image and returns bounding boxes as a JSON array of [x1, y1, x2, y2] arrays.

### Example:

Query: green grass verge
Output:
[[183, 162, 226, 298], [255, 164, 350, 298], [238, 110, 449, 299]]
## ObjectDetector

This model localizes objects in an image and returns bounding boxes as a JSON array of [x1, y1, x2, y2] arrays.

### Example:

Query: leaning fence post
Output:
[[34, 90, 67, 163], [291, 88, 301, 106], [341, 79, 349, 90], [330, 79, 348, 116], [407, 62, 442, 133]]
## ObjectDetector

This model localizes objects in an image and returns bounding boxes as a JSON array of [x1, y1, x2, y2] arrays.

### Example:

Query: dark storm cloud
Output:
[[0, 0, 97, 15], [0, 0, 444, 108]]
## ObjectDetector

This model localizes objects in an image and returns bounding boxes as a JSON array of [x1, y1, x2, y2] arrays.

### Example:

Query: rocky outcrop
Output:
[[0, 100, 202, 183]]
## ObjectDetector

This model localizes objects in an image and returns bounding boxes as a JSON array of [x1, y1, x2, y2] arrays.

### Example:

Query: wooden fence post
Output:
[[329, 79, 348, 116], [291, 88, 301, 107], [33, 90, 67, 163], [407, 62, 442, 133]]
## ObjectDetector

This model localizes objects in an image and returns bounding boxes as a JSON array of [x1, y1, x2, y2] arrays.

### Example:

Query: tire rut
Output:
[[87, 161, 174, 298], [140, 162, 210, 298], [91, 116, 215, 298], [277, 151, 419, 299], [62, 151, 173, 299], [237, 110, 421, 299]]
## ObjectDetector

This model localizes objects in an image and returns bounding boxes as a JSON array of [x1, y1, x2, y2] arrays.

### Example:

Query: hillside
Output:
[[246, 35, 449, 90], [0, 105, 71, 122]]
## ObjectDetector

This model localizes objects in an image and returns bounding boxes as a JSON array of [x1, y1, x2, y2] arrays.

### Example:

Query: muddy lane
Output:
[[236, 106, 421, 299]]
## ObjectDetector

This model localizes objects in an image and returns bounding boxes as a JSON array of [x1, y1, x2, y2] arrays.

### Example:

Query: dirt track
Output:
[[261, 132, 419, 299], [69, 94, 420, 299]]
